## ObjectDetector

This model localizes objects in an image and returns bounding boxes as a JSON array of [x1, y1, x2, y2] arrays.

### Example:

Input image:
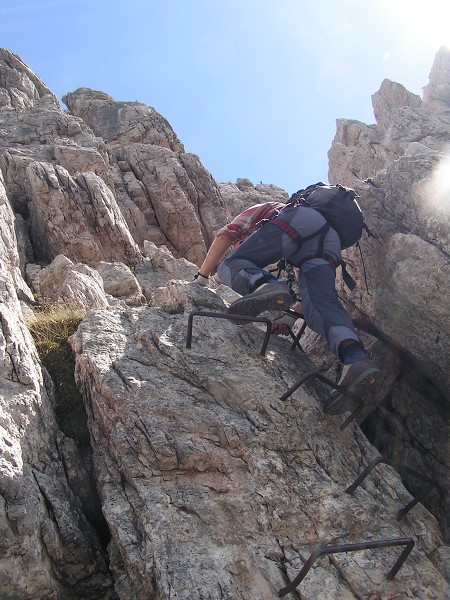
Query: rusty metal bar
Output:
[[395, 465, 437, 521], [186, 310, 273, 356], [279, 371, 364, 431], [289, 320, 307, 352], [346, 457, 438, 521], [346, 456, 386, 494], [278, 537, 415, 597]]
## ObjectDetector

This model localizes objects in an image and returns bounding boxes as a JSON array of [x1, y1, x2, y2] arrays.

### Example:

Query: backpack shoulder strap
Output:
[[340, 260, 357, 291]]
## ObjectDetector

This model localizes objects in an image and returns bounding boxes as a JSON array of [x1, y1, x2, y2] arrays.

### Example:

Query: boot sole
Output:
[[227, 290, 292, 317], [324, 367, 384, 415]]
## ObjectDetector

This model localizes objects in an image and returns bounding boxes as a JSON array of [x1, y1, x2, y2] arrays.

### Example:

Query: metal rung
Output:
[[346, 456, 438, 520], [278, 537, 414, 597], [279, 371, 365, 431], [186, 310, 273, 356], [289, 320, 307, 352]]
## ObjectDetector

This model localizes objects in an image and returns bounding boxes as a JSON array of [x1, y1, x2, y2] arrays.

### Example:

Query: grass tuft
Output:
[[28, 303, 85, 355], [27, 303, 90, 444]]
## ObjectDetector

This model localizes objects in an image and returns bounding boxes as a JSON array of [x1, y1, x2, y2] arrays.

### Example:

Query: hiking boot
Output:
[[271, 310, 299, 335], [323, 357, 383, 415], [226, 282, 293, 317]]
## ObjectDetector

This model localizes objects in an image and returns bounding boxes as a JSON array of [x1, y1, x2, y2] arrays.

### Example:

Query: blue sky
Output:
[[1, 0, 448, 194]]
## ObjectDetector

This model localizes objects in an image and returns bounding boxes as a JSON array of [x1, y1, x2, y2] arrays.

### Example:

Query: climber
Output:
[[192, 196, 383, 416]]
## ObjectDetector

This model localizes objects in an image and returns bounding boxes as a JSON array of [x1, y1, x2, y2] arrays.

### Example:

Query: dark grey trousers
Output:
[[216, 205, 360, 357]]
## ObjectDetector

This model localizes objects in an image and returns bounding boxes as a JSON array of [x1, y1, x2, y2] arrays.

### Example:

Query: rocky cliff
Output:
[[0, 47, 449, 599]]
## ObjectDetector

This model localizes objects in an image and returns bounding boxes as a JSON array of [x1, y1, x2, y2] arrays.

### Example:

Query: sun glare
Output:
[[385, 0, 450, 49], [423, 152, 450, 214]]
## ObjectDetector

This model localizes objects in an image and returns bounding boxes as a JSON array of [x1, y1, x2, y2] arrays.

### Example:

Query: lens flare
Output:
[[427, 151, 450, 213]]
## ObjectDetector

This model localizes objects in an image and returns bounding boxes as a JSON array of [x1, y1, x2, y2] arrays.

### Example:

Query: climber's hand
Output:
[[271, 311, 298, 335], [193, 272, 209, 286]]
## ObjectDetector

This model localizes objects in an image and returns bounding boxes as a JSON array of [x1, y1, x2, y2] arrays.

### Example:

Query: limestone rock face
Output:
[[344, 156, 449, 394], [329, 47, 450, 185], [328, 47, 450, 397], [63, 87, 227, 264], [0, 169, 34, 303], [324, 46, 450, 546], [71, 276, 448, 600], [0, 210, 116, 599], [0, 50, 110, 224], [371, 79, 422, 133], [0, 44, 449, 600], [37, 254, 110, 310], [112, 144, 216, 263], [62, 87, 185, 152], [0, 49, 227, 269], [93, 261, 145, 306], [26, 162, 141, 266], [0, 48, 57, 109], [373, 232, 448, 378], [135, 241, 198, 298], [423, 46, 450, 113]]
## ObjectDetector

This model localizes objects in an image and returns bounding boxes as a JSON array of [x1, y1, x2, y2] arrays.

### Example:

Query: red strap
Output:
[[271, 218, 300, 240]]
